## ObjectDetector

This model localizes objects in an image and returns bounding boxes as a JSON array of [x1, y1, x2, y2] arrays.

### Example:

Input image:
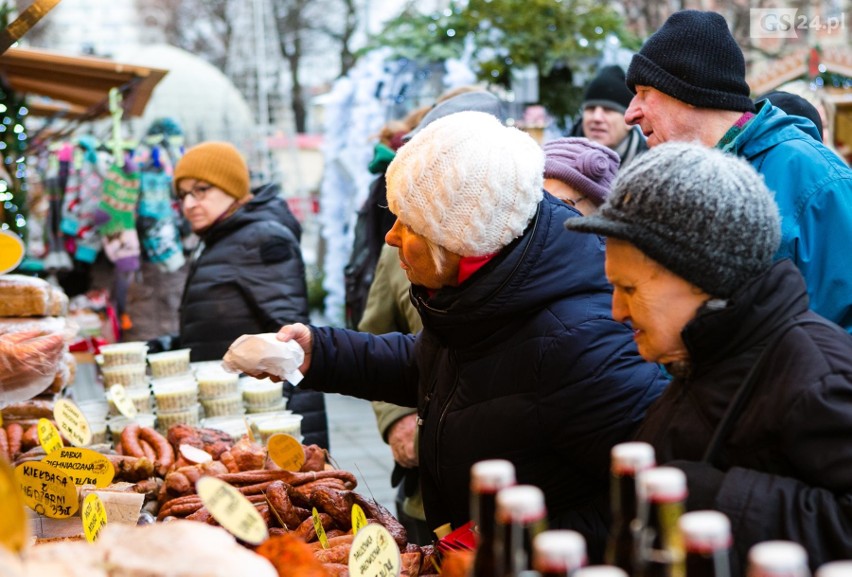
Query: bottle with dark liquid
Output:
[[679, 511, 731, 577], [746, 541, 810, 577], [471, 459, 517, 577], [636, 467, 687, 577], [497, 485, 548, 577], [605, 442, 656, 574], [532, 530, 587, 577]]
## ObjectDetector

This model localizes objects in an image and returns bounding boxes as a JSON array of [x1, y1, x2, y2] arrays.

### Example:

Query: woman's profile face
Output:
[[178, 178, 235, 232], [605, 238, 709, 365], [385, 218, 460, 289]]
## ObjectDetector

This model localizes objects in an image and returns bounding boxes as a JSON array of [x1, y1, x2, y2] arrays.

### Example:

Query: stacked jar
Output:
[[99, 342, 155, 440], [240, 376, 287, 414], [195, 364, 243, 419], [148, 349, 199, 433]]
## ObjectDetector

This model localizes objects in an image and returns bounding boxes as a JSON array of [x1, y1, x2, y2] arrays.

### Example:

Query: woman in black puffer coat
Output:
[[167, 142, 328, 448]]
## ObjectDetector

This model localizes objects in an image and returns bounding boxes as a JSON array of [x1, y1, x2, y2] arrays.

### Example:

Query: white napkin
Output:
[[221, 333, 304, 385]]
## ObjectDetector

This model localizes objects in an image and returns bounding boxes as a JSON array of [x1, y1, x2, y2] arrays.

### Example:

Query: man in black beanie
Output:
[[571, 65, 647, 167], [623, 9, 852, 334]]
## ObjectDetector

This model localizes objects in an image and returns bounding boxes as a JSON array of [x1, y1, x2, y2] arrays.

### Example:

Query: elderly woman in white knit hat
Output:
[[255, 110, 667, 560], [565, 142, 852, 575]]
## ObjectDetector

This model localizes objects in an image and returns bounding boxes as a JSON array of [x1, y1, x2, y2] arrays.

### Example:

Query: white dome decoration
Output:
[[112, 44, 256, 148]]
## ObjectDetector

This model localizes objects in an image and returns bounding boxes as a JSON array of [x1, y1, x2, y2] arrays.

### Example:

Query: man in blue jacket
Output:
[[623, 10, 852, 333]]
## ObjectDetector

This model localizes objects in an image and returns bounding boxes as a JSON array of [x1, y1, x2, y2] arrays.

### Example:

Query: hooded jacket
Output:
[[635, 260, 852, 576], [726, 101, 852, 332], [302, 194, 668, 559], [179, 183, 328, 448]]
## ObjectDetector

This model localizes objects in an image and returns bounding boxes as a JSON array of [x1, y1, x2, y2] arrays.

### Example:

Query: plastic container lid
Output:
[[533, 530, 587, 572], [679, 511, 731, 553], [201, 415, 251, 439], [151, 374, 198, 391], [100, 342, 149, 354], [573, 567, 629, 577], [496, 485, 546, 524], [638, 467, 687, 503], [748, 541, 808, 573], [611, 442, 656, 475], [147, 348, 191, 362], [816, 561, 852, 577], [471, 459, 516, 493], [107, 413, 156, 433]]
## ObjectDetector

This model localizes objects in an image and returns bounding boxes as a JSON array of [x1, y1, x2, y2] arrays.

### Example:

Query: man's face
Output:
[[582, 105, 631, 149], [624, 86, 700, 148]]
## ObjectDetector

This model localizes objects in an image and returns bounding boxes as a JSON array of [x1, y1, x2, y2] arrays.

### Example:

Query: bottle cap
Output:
[[748, 541, 808, 573], [679, 510, 731, 553], [573, 566, 629, 577], [637, 467, 687, 504], [533, 530, 587, 572], [496, 485, 546, 524], [611, 442, 656, 476], [816, 561, 852, 577], [471, 459, 516, 494]]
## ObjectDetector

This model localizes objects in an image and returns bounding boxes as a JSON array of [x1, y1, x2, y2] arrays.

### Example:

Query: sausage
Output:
[[20, 424, 39, 452], [351, 493, 408, 548], [309, 534, 354, 551], [106, 454, 156, 483], [311, 487, 352, 529], [301, 444, 327, 472], [323, 564, 350, 577], [138, 426, 175, 474], [139, 439, 157, 462], [0, 427, 8, 461], [6, 423, 23, 460], [294, 513, 334, 542], [266, 480, 302, 529], [314, 544, 351, 564], [120, 424, 145, 458]]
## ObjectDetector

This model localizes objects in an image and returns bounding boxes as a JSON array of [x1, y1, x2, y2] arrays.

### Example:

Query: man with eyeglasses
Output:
[[149, 141, 330, 449]]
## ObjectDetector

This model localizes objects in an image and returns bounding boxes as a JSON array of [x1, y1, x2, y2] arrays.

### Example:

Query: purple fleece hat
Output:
[[543, 137, 620, 206]]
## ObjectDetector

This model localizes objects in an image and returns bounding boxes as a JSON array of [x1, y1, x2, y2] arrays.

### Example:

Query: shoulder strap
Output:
[[701, 315, 838, 466]]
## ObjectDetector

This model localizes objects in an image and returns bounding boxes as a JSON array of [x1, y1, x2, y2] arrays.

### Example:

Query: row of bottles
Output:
[[465, 446, 852, 577]]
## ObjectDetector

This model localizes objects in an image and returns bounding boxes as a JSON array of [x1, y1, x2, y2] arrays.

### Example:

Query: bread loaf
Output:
[[0, 275, 66, 317]]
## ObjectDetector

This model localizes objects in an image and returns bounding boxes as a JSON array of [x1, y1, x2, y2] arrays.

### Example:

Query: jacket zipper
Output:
[[433, 351, 459, 487]]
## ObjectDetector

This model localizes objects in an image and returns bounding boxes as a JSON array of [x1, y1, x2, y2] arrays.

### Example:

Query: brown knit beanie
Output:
[[174, 141, 250, 200]]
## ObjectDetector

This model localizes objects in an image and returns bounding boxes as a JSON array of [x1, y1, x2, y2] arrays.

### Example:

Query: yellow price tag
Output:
[[82, 493, 108, 543], [37, 418, 63, 455], [348, 523, 402, 577], [53, 399, 92, 447], [109, 384, 138, 419], [0, 458, 29, 553], [197, 476, 268, 545], [312, 506, 330, 549], [44, 447, 115, 487], [267, 433, 305, 471], [0, 230, 25, 274], [15, 460, 79, 518], [351, 503, 368, 535]]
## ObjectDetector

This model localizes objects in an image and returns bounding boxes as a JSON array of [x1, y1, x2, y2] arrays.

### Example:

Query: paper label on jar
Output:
[[38, 418, 64, 455], [0, 458, 29, 553], [15, 460, 79, 518], [312, 506, 330, 549], [351, 503, 368, 535], [267, 433, 305, 471], [109, 384, 138, 419], [348, 523, 401, 577], [53, 399, 92, 447], [82, 493, 108, 543], [197, 476, 268, 545], [44, 447, 115, 487]]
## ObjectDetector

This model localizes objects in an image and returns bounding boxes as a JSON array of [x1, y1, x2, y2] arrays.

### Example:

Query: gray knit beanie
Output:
[[387, 110, 544, 257], [543, 137, 620, 206], [563, 142, 781, 297]]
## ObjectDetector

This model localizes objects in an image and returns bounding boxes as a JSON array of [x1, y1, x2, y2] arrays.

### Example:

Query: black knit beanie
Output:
[[583, 65, 634, 113], [626, 10, 755, 112]]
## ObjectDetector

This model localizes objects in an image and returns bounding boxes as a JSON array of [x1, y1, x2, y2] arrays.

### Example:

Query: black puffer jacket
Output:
[[180, 183, 328, 448], [635, 260, 852, 576], [302, 194, 667, 560]]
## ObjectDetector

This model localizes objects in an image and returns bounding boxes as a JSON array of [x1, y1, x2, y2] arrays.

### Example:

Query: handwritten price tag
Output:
[[351, 503, 368, 535], [348, 523, 401, 577], [44, 447, 115, 487], [312, 506, 330, 549], [109, 384, 138, 419], [82, 493, 108, 543], [15, 461, 79, 518], [267, 433, 305, 471], [53, 399, 92, 447], [37, 418, 63, 455], [197, 476, 268, 545]]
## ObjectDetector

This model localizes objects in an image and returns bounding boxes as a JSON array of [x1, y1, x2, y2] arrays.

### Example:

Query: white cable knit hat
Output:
[[386, 110, 544, 257]]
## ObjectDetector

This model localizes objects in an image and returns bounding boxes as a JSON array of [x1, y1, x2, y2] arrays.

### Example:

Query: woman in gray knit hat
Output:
[[565, 142, 852, 575]]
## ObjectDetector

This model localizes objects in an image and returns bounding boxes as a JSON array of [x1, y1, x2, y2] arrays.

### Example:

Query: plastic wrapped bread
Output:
[[0, 330, 68, 404], [0, 274, 66, 317]]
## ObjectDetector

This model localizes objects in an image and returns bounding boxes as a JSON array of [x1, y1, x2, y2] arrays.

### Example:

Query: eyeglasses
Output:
[[561, 195, 586, 208], [177, 183, 213, 202]]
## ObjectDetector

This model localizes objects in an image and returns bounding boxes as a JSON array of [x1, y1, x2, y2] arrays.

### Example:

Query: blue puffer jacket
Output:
[[727, 101, 852, 332], [302, 193, 668, 559]]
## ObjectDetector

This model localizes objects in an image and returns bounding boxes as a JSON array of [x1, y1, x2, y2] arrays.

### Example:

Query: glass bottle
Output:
[[679, 511, 731, 577], [605, 442, 656, 574], [533, 530, 587, 577], [816, 561, 852, 577], [747, 541, 810, 577], [497, 484, 548, 577], [636, 467, 687, 577], [471, 459, 517, 577], [573, 567, 630, 577]]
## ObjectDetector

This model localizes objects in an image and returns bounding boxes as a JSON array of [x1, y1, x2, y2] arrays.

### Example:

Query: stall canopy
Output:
[[0, 46, 168, 120]]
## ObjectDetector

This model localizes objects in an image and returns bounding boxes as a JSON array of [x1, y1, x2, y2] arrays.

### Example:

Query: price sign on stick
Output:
[[15, 461, 79, 518], [197, 476, 268, 545], [37, 418, 63, 455], [348, 523, 402, 577], [44, 447, 115, 487], [351, 503, 368, 535], [312, 506, 330, 549], [267, 433, 305, 471], [82, 493, 108, 543], [0, 230, 25, 274], [109, 384, 138, 419], [53, 399, 92, 447]]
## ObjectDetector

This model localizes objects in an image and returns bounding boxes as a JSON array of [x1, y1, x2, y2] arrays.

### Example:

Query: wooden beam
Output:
[[0, 0, 63, 55]]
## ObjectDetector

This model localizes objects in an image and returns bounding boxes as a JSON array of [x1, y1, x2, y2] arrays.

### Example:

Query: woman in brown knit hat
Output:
[[150, 141, 329, 448]]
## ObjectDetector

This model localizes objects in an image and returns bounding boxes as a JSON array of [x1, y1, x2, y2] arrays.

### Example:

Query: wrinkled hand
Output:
[[387, 413, 418, 468]]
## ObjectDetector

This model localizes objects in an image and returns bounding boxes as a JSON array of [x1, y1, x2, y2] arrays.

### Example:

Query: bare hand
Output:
[[387, 413, 418, 468]]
